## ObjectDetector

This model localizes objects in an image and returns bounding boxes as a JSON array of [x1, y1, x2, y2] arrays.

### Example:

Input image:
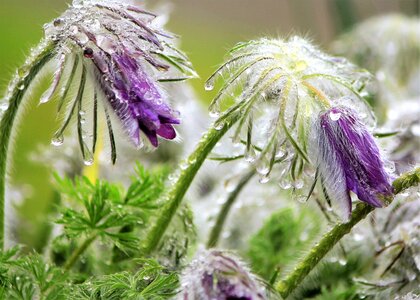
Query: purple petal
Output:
[[316, 106, 393, 213], [94, 51, 179, 147], [157, 124, 176, 140]]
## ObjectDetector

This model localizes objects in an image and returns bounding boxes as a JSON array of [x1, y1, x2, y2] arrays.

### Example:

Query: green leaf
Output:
[[247, 207, 321, 280]]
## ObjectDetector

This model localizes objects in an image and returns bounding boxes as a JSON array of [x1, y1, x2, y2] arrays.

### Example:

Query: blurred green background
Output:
[[0, 0, 418, 248]]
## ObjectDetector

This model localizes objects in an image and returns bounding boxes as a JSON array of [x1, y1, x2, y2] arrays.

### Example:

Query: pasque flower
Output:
[[206, 37, 380, 211], [311, 106, 393, 219], [179, 250, 267, 300], [41, 0, 195, 163]]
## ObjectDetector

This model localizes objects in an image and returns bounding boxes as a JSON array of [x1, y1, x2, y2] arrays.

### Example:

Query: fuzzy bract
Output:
[[207, 36, 380, 210], [179, 250, 267, 300]]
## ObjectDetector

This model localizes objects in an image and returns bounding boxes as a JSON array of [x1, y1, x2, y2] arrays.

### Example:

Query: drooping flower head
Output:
[[311, 106, 393, 219], [179, 250, 267, 300], [206, 37, 378, 207], [41, 0, 195, 163]]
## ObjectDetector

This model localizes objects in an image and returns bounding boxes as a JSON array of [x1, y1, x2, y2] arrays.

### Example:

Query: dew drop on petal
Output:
[[329, 111, 342, 121]]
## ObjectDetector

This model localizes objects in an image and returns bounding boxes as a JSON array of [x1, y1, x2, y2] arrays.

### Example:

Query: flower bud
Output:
[[179, 250, 267, 300], [311, 106, 393, 219], [42, 0, 194, 163]]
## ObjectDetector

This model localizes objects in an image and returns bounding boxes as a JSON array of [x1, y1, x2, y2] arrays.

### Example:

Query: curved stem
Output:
[[206, 169, 255, 248], [0, 40, 55, 250], [142, 112, 240, 255], [276, 167, 420, 299], [64, 233, 98, 271]]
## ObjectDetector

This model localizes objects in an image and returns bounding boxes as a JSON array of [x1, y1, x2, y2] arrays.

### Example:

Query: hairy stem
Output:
[[142, 113, 240, 255], [64, 233, 98, 271], [276, 167, 420, 298], [206, 169, 255, 248], [0, 40, 55, 250]]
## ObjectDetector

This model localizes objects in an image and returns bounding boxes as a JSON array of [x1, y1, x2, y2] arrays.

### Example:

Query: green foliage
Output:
[[72, 259, 179, 300], [0, 250, 69, 300], [0, 248, 178, 300], [247, 207, 321, 281], [155, 203, 197, 269], [50, 163, 168, 266]]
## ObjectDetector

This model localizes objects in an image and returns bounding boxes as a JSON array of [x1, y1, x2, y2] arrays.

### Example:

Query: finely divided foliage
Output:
[[0, 1, 419, 299]]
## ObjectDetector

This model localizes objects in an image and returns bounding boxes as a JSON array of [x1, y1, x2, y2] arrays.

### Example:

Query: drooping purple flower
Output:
[[40, 0, 195, 163], [93, 51, 180, 147], [312, 106, 393, 219], [179, 250, 267, 300]]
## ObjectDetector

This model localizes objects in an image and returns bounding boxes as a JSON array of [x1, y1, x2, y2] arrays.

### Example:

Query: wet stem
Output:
[[276, 167, 420, 299], [64, 233, 98, 271], [0, 40, 56, 250], [206, 169, 255, 248], [142, 112, 241, 255]]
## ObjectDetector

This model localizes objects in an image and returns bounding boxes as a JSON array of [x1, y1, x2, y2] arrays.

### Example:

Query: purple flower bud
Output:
[[312, 106, 393, 219], [96, 51, 180, 147], [179, 250, 267, 300]]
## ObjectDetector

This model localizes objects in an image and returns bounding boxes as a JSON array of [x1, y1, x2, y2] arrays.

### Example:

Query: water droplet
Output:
[[225, 179, 236, 192], [279, 178, 292, 190], [83, 157, 94, 166], [51, 134, 64, 146], [0, 103, 9, 111], [245, 147, 256, 163], [214, 121, 224, 131], [18, 84, 25, 90], [353, 233, 363, 242], [295, 194, 307, 203], [329, 111, 341, 121], [204, 79, 214, 91], [411, 124, 420, 137], [276, 146, 286, 159], [83, 48, 94, 58], [259, 175, 270, 184], [53, 18, 64, 27], [293, 179, 304, 189], [209, 106, 220, 118], [256, 157, 270, 176], [180, 161, 188, 170], [338, 259, 347, 266]]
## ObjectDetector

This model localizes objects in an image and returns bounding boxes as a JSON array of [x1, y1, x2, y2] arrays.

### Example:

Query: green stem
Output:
[[206, 169, 255, 248], [276, 167, 420, 299], [0, 40, 55, 250], [142, 113, 240, 255], [64, 233, 98, 271]]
